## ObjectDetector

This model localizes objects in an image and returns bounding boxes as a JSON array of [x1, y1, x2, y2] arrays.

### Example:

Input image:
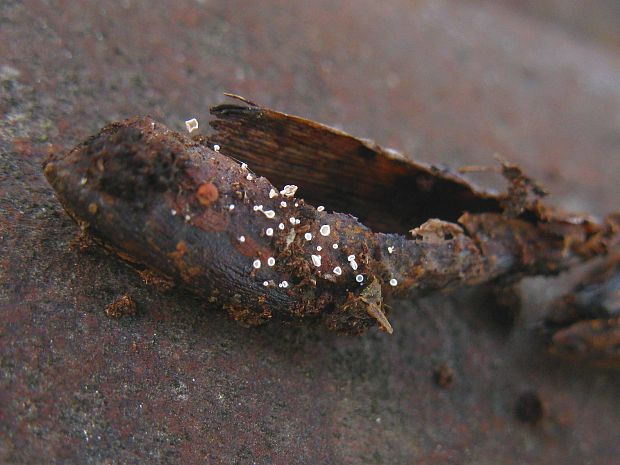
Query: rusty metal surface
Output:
[[2, 1, 620, 463]]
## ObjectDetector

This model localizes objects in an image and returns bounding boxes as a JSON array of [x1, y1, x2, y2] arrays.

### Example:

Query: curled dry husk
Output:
[[44, 95, 618, 335]]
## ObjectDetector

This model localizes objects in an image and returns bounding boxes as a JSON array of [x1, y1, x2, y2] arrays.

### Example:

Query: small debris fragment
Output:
[[105, 295, 137, 319], [515, 391, 544, 425], [433, 364, 454, 388]]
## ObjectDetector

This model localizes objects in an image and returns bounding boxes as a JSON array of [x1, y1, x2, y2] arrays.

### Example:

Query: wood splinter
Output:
[[44, 95, 618, 336]]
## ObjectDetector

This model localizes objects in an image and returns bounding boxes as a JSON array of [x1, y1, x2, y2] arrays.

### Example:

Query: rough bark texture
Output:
[[3, 1, 620, 464]]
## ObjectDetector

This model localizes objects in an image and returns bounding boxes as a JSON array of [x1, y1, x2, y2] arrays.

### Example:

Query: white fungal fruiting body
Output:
[[389, 278, 398, 287], [332, 243, 338, 249], [280, 201, 287, 208], [319, 225, 331, 236], [355, 274, 364, 283], [333, 266, 342, 276], [263, 281, 269, 286], [239, 235, 246, 242], [280, 185, 298, 197], [269, 188, 278, 198], [185, 118, 198, 133], [279, 281, 289, 288], [278, 223, 285, 230], [228, 204, 235, 211], [289, 217, 297, 225], [267, 257, 275, 266], [304, 233, 313, 241], [253, 205, 263, 212], [241, 163, 248, 170], [253, 259, 261, 269], [317, 206, 325, 212], [171, 209, 177, 216], [311, 255, 322, 267], [263, 210, 276, 219], [316, 246, 322, 251], [387, 246, 394, 254], [246, 174, 253, 180], [347, 255, 355, 262], [213, 144, 220, 151], [184, 215, 191, 221], [350, 260, 358, 271], [266, 228, 274, 236]]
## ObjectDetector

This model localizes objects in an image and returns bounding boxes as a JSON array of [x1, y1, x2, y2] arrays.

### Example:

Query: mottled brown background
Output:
[[2, 1, 620, 464]]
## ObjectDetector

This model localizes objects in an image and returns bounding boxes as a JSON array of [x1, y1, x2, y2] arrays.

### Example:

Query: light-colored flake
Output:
[[389, 278, 398, 287], [267, 257, 275, 266], [185, 118, 198, 133], [311, 254, 322, 267], [350, 260, 358, 271], [280, 185, 298, 197], [266, 227, 274, 236], [269, 188, 278, 198], [280, 201, 287, 208], [263, 210, 276, 219], [252, 259, 261, 269], [304, 232, 313, 241], [333, 266, 342, 276]]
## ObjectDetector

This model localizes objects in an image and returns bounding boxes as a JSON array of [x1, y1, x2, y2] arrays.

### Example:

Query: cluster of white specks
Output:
[[280, 185, 298, 197], [278, 223, 285, 230], [389, 278, 398, 287], [263, 210, 276, 219], [317, 206, 325, 212], [311, 254, 322, 267], [228, 204, 235, 211], [252, 259, 261, 269], [267, 257, 276, 266], [319, 225, 331, 236], [280, 201, 287, 208], [333, 266, 342, 276], [332, 243, 338, 249], [355, 274, 364, 283], [171, 209, 177, 216], [269, 188, 278, 198], [238, 235, 246, 242], [387, 246, 394, 254], [304, 232, 313, 241], [185, 118, 198, 133], [213, 144, 220, 151], [266, 227, 274, 236], [278, 281, 289, 288], [316, 246, 322, 251]]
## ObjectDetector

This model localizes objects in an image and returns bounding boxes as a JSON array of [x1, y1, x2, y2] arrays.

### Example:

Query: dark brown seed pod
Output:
[[43, 96, 617, 334]]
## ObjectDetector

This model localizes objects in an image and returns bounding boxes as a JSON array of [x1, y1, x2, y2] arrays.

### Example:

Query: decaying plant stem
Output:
[[44, 95, 618, 336]]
